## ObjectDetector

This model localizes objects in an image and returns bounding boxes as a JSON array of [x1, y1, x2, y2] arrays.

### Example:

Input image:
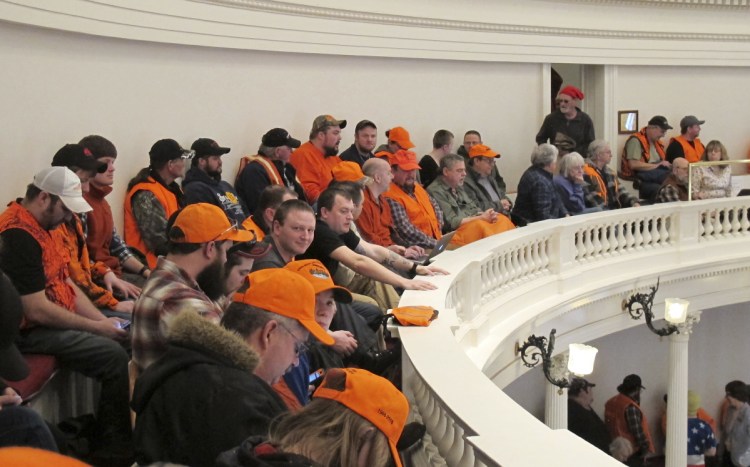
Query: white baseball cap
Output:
[[32, 167, 92, 213]]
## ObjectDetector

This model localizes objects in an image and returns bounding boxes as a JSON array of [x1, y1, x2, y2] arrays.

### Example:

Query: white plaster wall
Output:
[[504, 303, 750, 453], [0, 21, 543, 229]]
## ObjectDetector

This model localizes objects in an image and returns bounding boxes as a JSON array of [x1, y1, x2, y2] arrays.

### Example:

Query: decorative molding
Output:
[[566, 0, 749, 7], [197, 0, 750, 42]]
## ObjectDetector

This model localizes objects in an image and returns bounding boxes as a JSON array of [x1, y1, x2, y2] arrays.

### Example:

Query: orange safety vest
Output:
[[669, 135, 705, 164], [241, 216, 265, 242], [620, 128, 666, 179], [0, 202, 76, 325], [584, 163, 622, 208], [383, 183, 442, 240], [236, 155, 282, 186], [604, 393, 655, 454], [356, 187, 394, 247], [124, 177, 180, 269]]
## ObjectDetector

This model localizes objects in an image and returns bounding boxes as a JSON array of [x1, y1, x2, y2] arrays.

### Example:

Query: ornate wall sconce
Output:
[[622, 279, 689, 336], [516, 328, 598, 392]]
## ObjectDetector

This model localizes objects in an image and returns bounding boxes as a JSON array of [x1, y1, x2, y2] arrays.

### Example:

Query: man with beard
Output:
[[339, 119, 377, 167], [536, 85, 595, 157], [290, 114, 346, 204], [131, 268, 332, 467], [604, 374, 654, 467], [0, 166, 132, 461], [132, 203, 253, 370], [183, 138, 247, 224]]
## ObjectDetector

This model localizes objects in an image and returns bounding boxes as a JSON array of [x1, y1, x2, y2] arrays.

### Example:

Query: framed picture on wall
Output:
[[618, 110, 638, 134]]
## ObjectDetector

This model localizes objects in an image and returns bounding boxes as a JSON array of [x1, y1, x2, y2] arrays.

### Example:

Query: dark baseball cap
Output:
[[648, 116, 673, 131], [191, 138, 231, 158], [569, 377, 596, 394], [0, 272, 29, 381], [617, 374, 645, 393], [149, 139, 194, 166], [311, 115, 347, 134], [262, 128, 301, 149], [51, 144, 107, 174], [680, 115, 705, 128]]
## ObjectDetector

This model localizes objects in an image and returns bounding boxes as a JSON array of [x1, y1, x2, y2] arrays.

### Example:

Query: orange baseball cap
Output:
[[169, 203, 254, 244], [0, 447, 90, 466], [331, 161, 372, 185], [313, 368, 409, 467], [386, 127, 415, 150], [233, 269, 334, 345], [468, 144, 500, 159], [284, 259, 352, 303], [390, 150, 421, 171]]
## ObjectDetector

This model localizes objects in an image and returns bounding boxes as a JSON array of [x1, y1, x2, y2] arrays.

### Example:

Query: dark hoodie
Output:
[[131, 311, 287, 467], [216, 437, 316, 467], [182, 166, 248, 224]]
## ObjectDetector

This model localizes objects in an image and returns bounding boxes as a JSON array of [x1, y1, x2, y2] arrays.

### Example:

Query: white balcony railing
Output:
[[397, 196, 750, 466]]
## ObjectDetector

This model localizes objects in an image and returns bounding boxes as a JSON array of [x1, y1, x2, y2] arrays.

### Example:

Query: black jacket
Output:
[[131, 312, 287, 467], [235, 158, 306, 213], [216, 436, 315, 467], [182, 166, 248, 224]]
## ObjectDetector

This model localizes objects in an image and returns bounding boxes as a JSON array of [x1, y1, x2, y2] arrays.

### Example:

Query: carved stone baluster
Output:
[[703, 210, 714, 238], [457, 438, 476, 467], [722, 208, 732, 236], [445, 422, 465, 466], [599, 225, 611, 256], [713, 209, 723, 236], [741, 207, 750, 233], [660, 215, 671, 244], [433, 404, 450, 456], [731, 207, 741, 236], [624, 220, 635, 250], [581, 228, 593, 260], [633, 218, 644, 249]]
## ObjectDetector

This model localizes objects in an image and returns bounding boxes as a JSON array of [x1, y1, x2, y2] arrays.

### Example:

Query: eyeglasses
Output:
[[278, 322, 308, 356], [210, 220, 240, 242]]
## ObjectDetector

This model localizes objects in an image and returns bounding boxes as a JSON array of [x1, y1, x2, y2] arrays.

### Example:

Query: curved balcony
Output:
[[397, 197, 750, 466]]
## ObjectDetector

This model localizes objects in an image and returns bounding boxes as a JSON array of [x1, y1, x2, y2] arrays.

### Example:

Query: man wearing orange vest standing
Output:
[[235, 128, 305, 212], [666, 115, 706, 164], [383, 150, 444, 249], [290, 115, 346, 204], [124, 139, 189, 270], [604, 374, 655, 467], [619, 115, 673, 202]]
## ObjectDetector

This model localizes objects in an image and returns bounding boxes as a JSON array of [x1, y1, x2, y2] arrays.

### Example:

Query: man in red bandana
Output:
[[536, 84, 595, 157]]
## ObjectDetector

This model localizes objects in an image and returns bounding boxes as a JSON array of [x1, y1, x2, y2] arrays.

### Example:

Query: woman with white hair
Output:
[[584, 140, 640, 210], [553, 152, 602, 215], [511, 144, 568, 224]]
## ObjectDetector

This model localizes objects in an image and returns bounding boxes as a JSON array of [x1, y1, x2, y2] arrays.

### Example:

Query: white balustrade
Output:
[[399, 198, 750, 466]]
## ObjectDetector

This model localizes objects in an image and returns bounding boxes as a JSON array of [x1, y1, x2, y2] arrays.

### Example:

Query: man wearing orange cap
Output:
[[427, 154, 515, 247], [536, 84, 595, 157], [376, 126, 416, 156], [132, 202, 253, 370], [383, 150, 444, 249], [419, 129, 454, 188], [132, 268, 332, 467], [463, 144, 512, 214], [290, 114, 346, 204]]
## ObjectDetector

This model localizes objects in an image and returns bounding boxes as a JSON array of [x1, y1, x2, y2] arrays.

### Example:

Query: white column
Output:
[[544, 353, 569, 430], [665, 311, 701, 467]]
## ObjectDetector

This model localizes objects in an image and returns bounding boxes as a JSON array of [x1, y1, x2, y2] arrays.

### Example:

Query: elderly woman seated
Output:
[[692, 140, 732, 200], [511, 143, 568, 224], [553, 152, 602, 216], [583, 140, 640, 210]]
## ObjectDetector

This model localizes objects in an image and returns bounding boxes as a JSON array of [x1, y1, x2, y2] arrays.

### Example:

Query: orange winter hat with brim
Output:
[[169, 203, 254, 244], [313, 368, 409, 467], [468, 144, 500, 159], [284, 259, 352, 304], [390, 150, 421, 171], [386, 127, 415, 149], [233, 269, 334, 345], [331, 161, 372, 185], [0, 447, 90, 466]]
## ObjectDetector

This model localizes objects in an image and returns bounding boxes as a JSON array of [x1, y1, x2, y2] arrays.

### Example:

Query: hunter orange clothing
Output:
[[383, 183, 442, 240], [356, 187, 395, 247], [290, 142, 342, 203], [620, 128, 666, 179], [124, 177, 180, 269]]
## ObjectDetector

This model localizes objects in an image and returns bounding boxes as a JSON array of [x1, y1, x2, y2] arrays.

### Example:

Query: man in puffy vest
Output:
[[666, 115, 706, 164], [604, 374, 655, 467]]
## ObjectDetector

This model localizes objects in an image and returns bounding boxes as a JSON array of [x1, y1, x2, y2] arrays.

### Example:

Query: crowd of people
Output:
[[568, 374, 750, 467], [0, 82, 740, 466]]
